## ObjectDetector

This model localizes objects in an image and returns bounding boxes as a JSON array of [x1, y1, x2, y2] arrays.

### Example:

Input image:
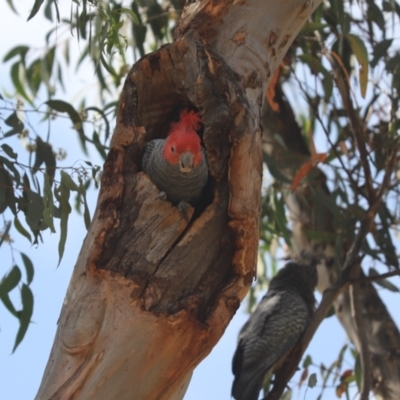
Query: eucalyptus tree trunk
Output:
[[35, 1, 321, 399], [261, 84, 400, 400]]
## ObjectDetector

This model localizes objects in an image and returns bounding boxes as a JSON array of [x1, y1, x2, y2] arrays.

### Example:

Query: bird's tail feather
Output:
[[232, 368, 267, 400]]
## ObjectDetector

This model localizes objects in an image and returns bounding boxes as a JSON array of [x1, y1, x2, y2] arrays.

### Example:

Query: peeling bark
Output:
[[36, 1, 321, 399]]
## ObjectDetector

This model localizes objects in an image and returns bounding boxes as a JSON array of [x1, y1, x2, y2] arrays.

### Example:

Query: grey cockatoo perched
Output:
[[142, 109, 208, 205], [232, 259, 317, 400]]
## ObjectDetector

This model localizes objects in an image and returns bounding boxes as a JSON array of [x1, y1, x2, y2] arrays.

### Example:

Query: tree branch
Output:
[[349, 270, 400, 284], [264, 140, 400, 399], [350, 275, 371, 400]]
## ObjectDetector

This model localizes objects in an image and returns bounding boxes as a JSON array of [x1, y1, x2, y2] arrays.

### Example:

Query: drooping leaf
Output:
[[57, 179, 71, 265], [27, 0, 45, 21], [367, 1, 385, 30], [92, 130, 107, 160], [42, 174, 55, 233], [116, 7, 140, 24], [13, 284, 34, 352], [0, 167, 16, 214], [3, 111, 25, 137], [131, 0, 147, 57], [79, 182, 91, 230], [5, 0, 18, 14], [25, 188, 44, 238], [371, 39, 393, 68], [45, 100, 87, 153], [354, 354, 362, 390], [308, 373, 317, 388], [20, 253, 34, 285], [32, 136, 56, 182], [60, 170, 79, 191], [14, 216, 32, 243], [86, 106, 111, 141], [0, 266, 21, 297], [344, 33, 369, 98], [1, 144, 18, 159], [3, 45, 29, 62], [0, 292, 18, 317], [0, 167, 7, 213], [146, 1, 167, 41], [10, 61, 33, 105], [0, 221, 11, 249], [303, 354, 313, 368], [0, 156, 21, 185]]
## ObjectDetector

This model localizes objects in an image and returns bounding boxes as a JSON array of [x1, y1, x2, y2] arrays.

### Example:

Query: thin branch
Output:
[[349, 270, 400, 284], [349, 271, 371, 400], [289, 66, 362, 199], [327, 51, 376, 206]]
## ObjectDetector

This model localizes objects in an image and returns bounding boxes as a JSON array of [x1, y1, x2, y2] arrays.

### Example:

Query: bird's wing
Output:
[[141, 139, 162, 174], [232, 291, 310, 400]]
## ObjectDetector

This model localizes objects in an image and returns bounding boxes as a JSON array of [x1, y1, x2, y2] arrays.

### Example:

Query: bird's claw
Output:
[[157, 191, 167, 201], [177, 201, 193, 222]]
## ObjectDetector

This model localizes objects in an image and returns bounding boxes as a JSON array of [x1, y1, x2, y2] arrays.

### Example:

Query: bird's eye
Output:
[[171, 146, 175, 153]]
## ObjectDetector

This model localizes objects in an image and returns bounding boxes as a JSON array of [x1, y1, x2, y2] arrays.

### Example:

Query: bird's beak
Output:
[[179, 152, 194, 173]]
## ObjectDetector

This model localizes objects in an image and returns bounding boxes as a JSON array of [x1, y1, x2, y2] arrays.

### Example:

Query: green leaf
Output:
[[26, 59, 42, 96], [79, 182, 91, 230], [308, 372, 317, 388], [100, 54, 118, 77], [3, 45, 30, 62], [344, 33, 369, 98], [60, 170, 79, 191], [299, 54, 325, 76], [354, 354, 362, 390], [3, 111, 25, 137], [367, 1, 385, 30], [42, 175, 55, 233], [262, 153, 291, 184], [0, 220, 12, 248], [371, 39, 393, 68], [33, 137, 56, 182], [86, 106, 110, 141], [27, 0, 45, 21], [11, 62, 33, 105], [0, 167, 16, 215], [0, 168, 7, 213], [1, 144, 18, 159], [5, 0, 19, 14], [25, 188, 44, 237], [116, 7, 139, 24], [280, 389, 292, 400], [45, 100, 87, 153], [20, 253, 34, 285], [92, 130, 107, 160], [58, 183, 71, 265], [14, 217, 32, 243], [1, 292, 18, 317], [303, 354, 313, 368], [0, 266, 21, 297], [368, 267, 399, 292], [13, 284, 34, 352]]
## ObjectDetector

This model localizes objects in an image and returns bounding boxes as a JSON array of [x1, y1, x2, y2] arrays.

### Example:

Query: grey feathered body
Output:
[[142, 139, 208, 204], [232, 261, 317, 400]]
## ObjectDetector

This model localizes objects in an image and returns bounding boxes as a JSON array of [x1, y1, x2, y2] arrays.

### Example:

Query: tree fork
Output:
[[36, 1, 321, 399]]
